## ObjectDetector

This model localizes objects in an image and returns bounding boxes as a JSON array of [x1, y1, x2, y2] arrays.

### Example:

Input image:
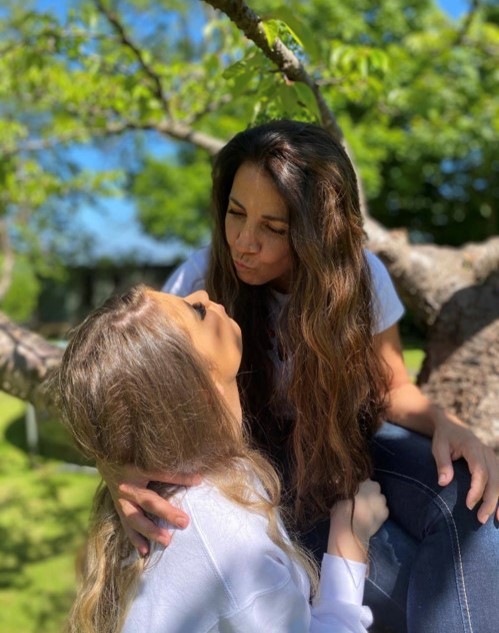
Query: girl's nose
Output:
[[185, 289, 210, 303]]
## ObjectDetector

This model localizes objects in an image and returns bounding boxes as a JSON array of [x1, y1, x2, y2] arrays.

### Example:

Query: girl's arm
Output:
[[307, 479, 388, 632], [375, 323, 499, 524]]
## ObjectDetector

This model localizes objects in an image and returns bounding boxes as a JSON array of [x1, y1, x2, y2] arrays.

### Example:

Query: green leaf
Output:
[[294, 82, 321, 119], [265, 7, 320, 61], [222, 60, 247, 80], [278, 83, 298, 114], [232, 69, 255, 94], [261, 19, 280, 47], [360, 56, 368, 78]]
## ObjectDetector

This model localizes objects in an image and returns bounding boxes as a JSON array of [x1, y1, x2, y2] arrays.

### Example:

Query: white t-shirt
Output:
[[162, 247, 404, 334], [121, 481, 372, 633]]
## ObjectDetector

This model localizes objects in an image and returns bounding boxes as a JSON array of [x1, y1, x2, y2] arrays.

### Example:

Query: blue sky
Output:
[[54, 0, 470, 264], [438, 0, 469, 18]]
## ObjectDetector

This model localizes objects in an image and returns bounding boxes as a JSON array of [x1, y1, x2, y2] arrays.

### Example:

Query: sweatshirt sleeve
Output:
[[162, 247, 210, 295], [216, 553, 372, 633], [310, 554, 373, 632]]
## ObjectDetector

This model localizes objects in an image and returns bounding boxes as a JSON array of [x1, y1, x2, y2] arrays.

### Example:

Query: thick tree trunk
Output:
[[367, 225, 499, 448], [417, 271, 499, 450]]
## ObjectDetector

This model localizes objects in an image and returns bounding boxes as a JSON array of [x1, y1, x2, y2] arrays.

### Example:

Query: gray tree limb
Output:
[[0, 311, 62, 409]]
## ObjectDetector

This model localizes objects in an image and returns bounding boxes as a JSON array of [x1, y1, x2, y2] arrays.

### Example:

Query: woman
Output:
[[55, 285, 388, 633], [110, 121, 498, 632]]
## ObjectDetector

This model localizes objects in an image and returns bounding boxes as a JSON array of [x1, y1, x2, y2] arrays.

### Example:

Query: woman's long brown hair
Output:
[[53, 284, 316, 633], [207, 120, 389, 527]]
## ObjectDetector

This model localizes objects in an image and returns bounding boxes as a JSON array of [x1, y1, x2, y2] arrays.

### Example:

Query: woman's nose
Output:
[[235, 225, 259, 253]]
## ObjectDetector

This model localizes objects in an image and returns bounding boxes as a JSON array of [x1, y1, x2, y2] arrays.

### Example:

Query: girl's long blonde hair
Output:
[[54, 284, 316, 633]]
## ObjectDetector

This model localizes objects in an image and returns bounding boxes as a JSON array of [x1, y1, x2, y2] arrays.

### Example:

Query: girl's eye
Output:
[[227, 208, 245, 218], [191, 302, 207, 320]]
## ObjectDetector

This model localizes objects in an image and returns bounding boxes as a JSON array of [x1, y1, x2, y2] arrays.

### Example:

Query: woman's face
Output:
[[225, 162, 292, 293], [149, 290, 242, 383]]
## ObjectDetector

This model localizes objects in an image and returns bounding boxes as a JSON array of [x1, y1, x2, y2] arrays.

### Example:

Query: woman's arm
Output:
[[375, 323, 499, 523], [98, 462, 200, 555]]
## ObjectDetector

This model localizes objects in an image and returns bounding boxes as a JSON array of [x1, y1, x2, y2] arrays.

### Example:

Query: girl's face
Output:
[[225, 162, 292, 293], [149, 290, 242, 383]]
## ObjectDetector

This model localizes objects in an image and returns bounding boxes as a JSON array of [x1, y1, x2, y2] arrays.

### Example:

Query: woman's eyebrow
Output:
[[229, 195, 245, 209], [228, 195, 288, 223]]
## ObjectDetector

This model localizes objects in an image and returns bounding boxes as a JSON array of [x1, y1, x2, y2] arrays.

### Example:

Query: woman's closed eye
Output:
[[191, 302, 206, 320], [265, 224, 287, 236]]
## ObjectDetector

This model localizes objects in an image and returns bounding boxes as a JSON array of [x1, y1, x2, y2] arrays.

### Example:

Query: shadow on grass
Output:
[[0, 473, 93, 588], [24, 586, 76, 633], [4, 412, 92, 466]]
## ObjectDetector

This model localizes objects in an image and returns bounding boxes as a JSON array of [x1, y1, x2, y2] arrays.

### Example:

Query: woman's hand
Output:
[[431, 407, 499, 524], [98, 462, 201, 556], [328, 479, 389, 562], [376, 323, 499, 524]]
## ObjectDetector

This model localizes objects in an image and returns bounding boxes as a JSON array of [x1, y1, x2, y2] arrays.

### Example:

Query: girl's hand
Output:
[[98, 462, 201, 556], [328, 479, 389, 562], [351, 478, 390, 542]]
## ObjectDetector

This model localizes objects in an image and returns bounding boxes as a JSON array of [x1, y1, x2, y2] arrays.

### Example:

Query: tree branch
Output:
[[367, 219, 499, 327], [105, 119, 226, 155], [185, 94, 234, 125], [0, 311, 63, 409], [462, 236, 499, 282], [203, 0, 344, 142], [202, 0, 375, 221], [93, 0, 173, 119], [1, 116, 225, 159], [454, 0, 480, 46]]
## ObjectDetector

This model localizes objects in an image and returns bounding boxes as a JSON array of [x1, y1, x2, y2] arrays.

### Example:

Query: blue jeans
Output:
[[301, 423, 499, 633]]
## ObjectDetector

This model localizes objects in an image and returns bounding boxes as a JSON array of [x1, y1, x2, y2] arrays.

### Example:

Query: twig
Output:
[[93, 0, 173, 119]]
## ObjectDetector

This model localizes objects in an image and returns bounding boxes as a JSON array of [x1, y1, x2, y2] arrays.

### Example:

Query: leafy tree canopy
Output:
[[0, 0, 497, 292]]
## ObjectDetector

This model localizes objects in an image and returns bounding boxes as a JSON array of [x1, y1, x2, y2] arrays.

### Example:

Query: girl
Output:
[[55, 284, 388, 633], [109, 121, 498, 632]]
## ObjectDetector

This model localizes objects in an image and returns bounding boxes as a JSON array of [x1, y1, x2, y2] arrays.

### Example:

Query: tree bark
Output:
[[417, 270, 499, 450], [0, 311, 62, 410], [366, 227, 499, 449]]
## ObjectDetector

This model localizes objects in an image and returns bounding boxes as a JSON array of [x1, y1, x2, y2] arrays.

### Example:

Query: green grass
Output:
[[403, 346, 425, 380], [0, 393, 98, 633]]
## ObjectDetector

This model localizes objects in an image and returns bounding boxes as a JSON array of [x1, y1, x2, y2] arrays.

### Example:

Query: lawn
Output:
[[0, 393, 98, 633], [0, 344, 425, 632], [403, 346, 425, 380]]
